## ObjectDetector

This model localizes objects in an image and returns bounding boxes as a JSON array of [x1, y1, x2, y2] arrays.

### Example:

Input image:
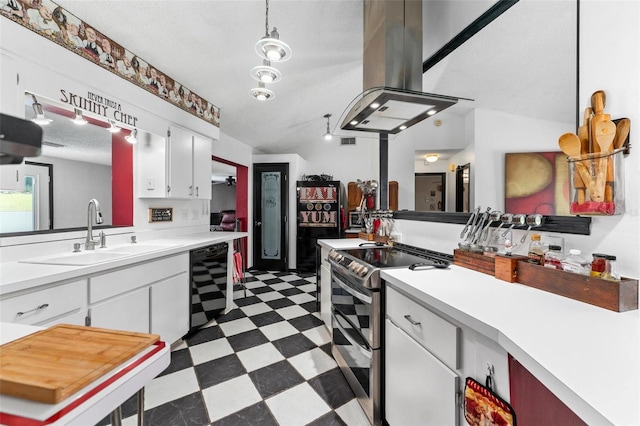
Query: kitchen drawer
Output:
[[89, 253, 188, 303], [386, 285, 460, 370], [1, 280, 86, 325]]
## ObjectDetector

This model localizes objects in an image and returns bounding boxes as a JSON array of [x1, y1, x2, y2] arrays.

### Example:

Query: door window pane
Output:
[[261, 171, 281, 260]]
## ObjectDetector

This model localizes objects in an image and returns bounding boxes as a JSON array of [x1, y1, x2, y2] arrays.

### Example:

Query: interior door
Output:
[[252, 163, 288, 271]]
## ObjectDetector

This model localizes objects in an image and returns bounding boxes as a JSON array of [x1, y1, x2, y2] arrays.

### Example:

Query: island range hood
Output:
[[341, 0, 458, 134]]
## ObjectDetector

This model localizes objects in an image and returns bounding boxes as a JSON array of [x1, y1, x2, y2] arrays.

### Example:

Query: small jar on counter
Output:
[[562, 249, 590, 275], [590, 253, 607, 278], [601, 255, 621, 281], [527, 234, 544, 265], [543, 245, 564, 270]]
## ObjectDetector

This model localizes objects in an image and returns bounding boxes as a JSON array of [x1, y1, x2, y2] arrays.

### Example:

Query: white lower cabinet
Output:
[[385, 318, 459, 426], [87, 253, 189, 343], [89, 287, 150, 334], [150, 273, 189, 345], [0, 280, 86, 326]]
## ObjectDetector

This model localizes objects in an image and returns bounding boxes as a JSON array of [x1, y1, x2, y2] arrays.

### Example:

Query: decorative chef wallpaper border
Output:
[[1, 0, 221, 128]]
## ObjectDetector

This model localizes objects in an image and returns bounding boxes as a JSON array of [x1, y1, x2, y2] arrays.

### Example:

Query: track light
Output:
[[125, 128, 138, 144], [30, 95, 52, 126], [71, 108, 87, 125], [107, 119, 121, 133], [324, 114, 332, 141]]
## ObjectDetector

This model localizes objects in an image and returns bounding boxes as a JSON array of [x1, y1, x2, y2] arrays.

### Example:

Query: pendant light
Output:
[[30, 94, 52, 126], [71, 108, 88, 125], [255, 0, 292, 63], [324, 114, 333, 141]]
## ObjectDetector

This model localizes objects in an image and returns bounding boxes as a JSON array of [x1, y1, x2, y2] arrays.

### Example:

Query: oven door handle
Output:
[[332, 310, 372, 359], [333, 276, 372, 304]]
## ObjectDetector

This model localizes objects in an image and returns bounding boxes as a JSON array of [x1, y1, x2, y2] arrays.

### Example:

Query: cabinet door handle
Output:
[[404, 314, 421, 326], [195, 186, 199, 197], [189, 185, 193, 196], [16, 303, 49, 318]]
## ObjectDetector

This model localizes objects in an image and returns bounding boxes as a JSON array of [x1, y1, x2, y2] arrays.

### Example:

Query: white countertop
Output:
[[0, 231, 247, 296], [381, 265, 639, 426]]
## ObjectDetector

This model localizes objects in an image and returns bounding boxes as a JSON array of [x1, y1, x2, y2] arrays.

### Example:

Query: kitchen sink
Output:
[[18, 243, 182, 266]]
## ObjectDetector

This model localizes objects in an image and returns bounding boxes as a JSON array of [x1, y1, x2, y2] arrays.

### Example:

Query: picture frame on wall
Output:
[[348, 211, 363, 229]]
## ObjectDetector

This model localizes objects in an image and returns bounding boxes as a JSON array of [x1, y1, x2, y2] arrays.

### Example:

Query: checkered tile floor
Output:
[[99, 271, 369, 426]]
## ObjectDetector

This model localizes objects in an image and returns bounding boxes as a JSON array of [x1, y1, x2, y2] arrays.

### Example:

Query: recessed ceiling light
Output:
[[399, 125, 407, 131], [370, 103, 380, 109], [427, 109, 437, 116]]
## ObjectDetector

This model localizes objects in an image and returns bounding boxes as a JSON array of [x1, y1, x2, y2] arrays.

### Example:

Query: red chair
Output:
[[219, 210, 236, 231]]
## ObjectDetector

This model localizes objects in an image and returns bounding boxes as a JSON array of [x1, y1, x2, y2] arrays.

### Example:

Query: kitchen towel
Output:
[[464, 376, 516, 426]]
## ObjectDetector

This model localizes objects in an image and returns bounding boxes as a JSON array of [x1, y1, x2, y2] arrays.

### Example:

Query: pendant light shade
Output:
[[250, 82, 275, 101], [250, 59, 282, 84], [256, 27, 292, 62], [324, 114, 333, 141]]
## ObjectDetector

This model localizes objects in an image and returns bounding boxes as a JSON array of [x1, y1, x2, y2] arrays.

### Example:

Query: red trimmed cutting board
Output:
[[0, 324, 159, 404]]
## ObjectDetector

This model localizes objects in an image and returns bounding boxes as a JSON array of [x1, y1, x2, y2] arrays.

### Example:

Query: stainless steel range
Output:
[[327, 243, 451, 425]]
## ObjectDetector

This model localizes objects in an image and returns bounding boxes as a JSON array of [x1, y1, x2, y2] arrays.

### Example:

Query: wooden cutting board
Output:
[[0, 324, 159, 404]]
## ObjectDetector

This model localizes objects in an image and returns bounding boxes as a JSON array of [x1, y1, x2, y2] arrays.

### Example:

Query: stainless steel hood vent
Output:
[[341, 0, 458, 134], [341, 87, 458, 134]]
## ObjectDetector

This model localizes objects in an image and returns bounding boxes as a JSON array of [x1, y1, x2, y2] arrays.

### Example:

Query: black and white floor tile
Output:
[[99, 271, 369, 426]]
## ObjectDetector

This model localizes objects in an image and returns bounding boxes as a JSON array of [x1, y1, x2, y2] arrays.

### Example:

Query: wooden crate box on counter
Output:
[[515, 261, 638, 312]]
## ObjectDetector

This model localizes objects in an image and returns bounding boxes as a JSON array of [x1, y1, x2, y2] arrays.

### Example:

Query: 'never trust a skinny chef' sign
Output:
[[59, 90, 139, 127], [299, 186, 337, 227]]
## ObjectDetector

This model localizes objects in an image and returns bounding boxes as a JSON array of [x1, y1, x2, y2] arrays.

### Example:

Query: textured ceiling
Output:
[[45, 0, 576, 170]]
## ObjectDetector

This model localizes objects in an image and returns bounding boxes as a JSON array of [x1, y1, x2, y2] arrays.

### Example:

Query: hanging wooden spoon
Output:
[[603, 118, 630, 202], [613, 118, 630, 150], [574, 107, 592, 204], [558, 133, 597, 199]]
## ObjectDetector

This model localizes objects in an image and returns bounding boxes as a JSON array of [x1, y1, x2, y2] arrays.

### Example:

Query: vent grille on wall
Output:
[[340, 138, 356, 145]]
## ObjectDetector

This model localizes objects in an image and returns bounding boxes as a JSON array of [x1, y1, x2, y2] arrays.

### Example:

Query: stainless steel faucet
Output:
[[85, 199, 103, 250]]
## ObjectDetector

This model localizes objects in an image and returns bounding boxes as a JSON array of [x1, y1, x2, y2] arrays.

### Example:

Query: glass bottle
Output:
[[601, 255, 621, 281], [590, 253, 607, 278], [527, 234, 544, 265], [562, 249, 590, 275], [544, 245, 564, 270]]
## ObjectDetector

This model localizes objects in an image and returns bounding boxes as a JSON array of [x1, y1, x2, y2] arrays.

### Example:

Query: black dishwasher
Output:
[[187, 242, 228, 337]]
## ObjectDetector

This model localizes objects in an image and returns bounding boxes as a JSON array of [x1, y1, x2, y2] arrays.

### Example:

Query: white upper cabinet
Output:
[[191, 134, 212, 200], [137, 126, 212, 199]]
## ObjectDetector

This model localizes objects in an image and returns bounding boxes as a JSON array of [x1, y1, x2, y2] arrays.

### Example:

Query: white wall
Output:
[[210, 183, 236, 213], [294, 134, 380, 195], [395, 1, 640, 279], [253, 153, 307, 269]]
